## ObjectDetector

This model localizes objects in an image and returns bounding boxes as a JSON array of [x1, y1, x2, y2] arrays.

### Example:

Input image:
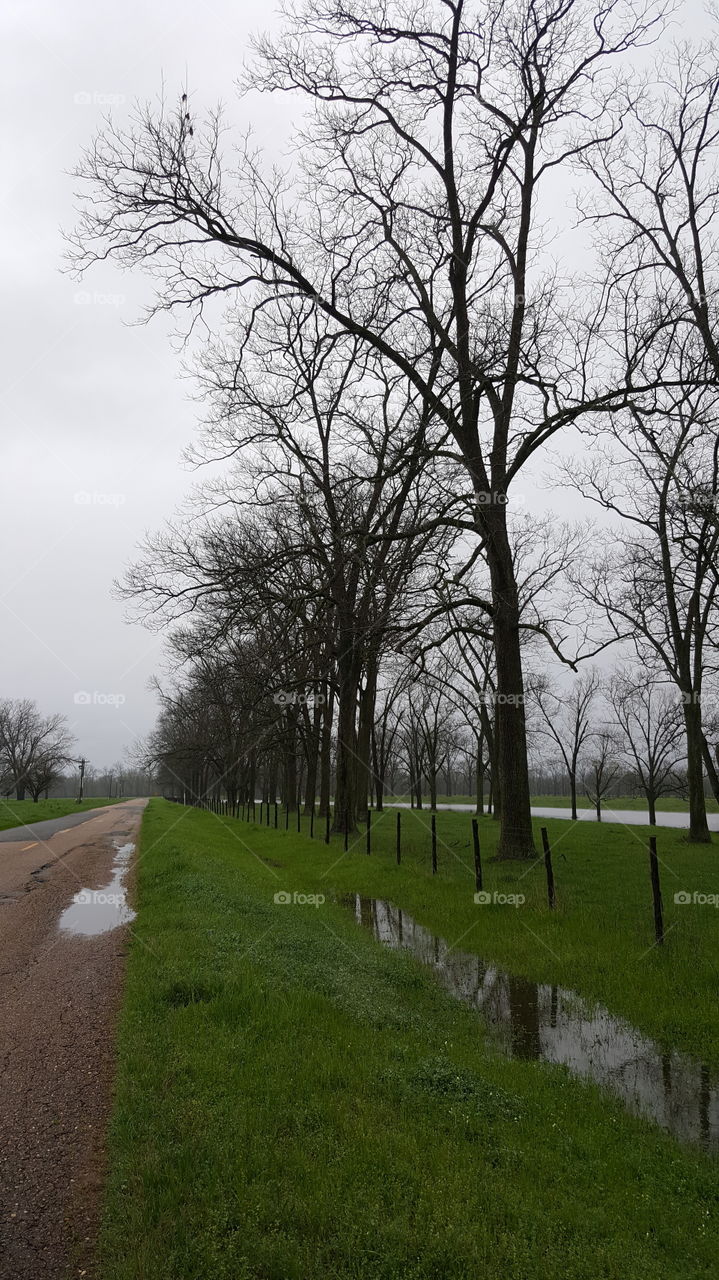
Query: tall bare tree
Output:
[[71, 0, 666, 856], [569, 377, 719, 841]]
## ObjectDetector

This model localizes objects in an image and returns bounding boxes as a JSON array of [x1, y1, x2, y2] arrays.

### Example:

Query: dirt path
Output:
[[0, 798, 147, 1280]]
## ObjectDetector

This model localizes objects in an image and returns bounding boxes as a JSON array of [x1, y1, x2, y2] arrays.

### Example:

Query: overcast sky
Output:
[[0, 1, 290, 768], [0, 0, 709, 770]]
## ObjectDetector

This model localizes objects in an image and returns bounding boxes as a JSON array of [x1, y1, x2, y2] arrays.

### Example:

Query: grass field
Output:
[[0, 795, 123, 832], [102, 798, 719, 1279]]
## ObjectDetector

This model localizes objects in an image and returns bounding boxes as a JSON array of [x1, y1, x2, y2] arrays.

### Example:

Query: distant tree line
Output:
[[0, 698, 75, 801], [0, 699, 157, 803]]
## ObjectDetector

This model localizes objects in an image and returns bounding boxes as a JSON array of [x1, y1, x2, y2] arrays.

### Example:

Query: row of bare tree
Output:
[[71, 0, 719, 852]]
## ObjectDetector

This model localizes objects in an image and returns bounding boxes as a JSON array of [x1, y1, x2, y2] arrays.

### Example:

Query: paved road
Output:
[[389, 802, 719, 830], [0, 801, 119, 844], [0, 798, 147, 1279]]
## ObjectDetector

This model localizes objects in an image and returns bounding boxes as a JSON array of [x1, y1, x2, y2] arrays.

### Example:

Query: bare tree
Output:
[[371, 665, 411, 811], [583, 41, 719, 390], [569, 377, 719, 840], [531, 671, 600, 820], [70, 0, 666, 856], [0, 699, 75, 802], [609, 670, 685, 825], [583, 731, 623, 821]]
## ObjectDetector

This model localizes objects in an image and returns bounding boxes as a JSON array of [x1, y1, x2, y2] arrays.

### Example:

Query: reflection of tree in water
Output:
[[349, 893, 719, 1151], [700, 1064, 711, 1145], [506, 975, 541, 1059], [662, 1051, 672, 1097]]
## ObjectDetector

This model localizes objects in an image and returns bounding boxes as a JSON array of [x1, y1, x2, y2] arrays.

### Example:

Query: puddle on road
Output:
[[345, 893, 719, 1153], [58, 840, 136, 937]]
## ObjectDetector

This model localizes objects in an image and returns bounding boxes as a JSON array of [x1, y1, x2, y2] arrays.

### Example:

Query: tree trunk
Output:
[[683, 700, 711, 842], [268, 753, 279, 805], [569, 771, 577, 822], [700, 734, 719, 805], [647, 788, 657, 827], [318, 684, 334, 818], [372, 727, 385, 812], [303, 702, 322, 815], [487, 525, 536, 858], [490, 722, 501, 822], [476, 737, 484, 815], [333, 654, 361, 834], [355, 653, 378, 817], [248, 751, 258, 809], [283, 713, 297, 811]]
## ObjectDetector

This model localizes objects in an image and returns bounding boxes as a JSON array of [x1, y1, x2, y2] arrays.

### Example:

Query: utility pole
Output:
[[76, 758, 86, 804]]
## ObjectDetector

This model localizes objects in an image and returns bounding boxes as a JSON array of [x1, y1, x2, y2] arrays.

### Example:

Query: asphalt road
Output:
[[0, 801, 120, 844], [390, 802, 719, 829], [0, 798, 147, 1279]]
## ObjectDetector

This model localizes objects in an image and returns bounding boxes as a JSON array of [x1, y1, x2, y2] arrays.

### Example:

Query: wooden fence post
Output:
[[540, 827, 556, 910]]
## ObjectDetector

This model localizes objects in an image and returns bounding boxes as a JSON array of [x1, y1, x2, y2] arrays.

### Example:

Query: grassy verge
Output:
[[0, 795, 123, 832], [103, 799, 718, 1279], [273, 800, 719, 1062]]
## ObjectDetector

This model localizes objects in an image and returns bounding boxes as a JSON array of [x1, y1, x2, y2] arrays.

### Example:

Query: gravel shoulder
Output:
[[0, 799, 147, 1280]]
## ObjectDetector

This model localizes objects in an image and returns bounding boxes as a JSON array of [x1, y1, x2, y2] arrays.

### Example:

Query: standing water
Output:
[[345, 893, 719, 1153], [58, 840, 136, 936]]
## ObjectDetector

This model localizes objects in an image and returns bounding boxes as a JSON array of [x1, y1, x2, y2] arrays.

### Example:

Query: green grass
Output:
[[287, 801, 719, 1063], [103, 799, 719, 1279], [0, 795, 123, 832]]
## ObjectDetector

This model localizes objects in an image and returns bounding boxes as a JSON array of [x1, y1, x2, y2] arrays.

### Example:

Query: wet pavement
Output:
[[0, 800, 119, 844], [0, 798, 146, 1278], [58, 839, 136, 936]]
